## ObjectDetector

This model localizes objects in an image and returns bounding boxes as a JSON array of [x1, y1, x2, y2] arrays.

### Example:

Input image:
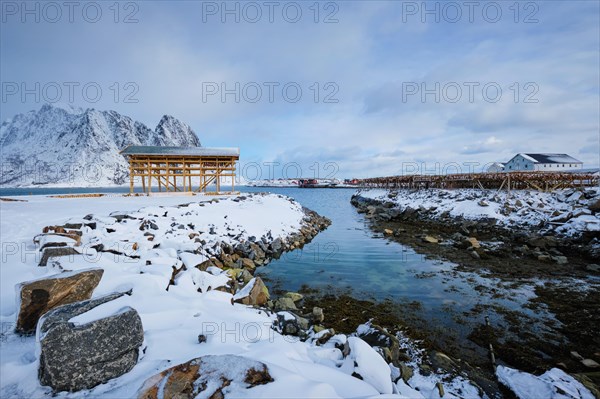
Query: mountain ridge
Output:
[[0, 104, 200, 187]]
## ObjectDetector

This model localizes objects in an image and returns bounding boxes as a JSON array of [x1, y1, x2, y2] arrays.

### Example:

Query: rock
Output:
[[38, 247, 81, 267], [16, 269, 103, 334], [283, 292, 303, 302], [198, 334, 207, 343], [589, 199, 600, 213], [274, 297, 297, 311], [538, 255, 551, 262], [451, 232, 465, 242], [573, 373, 600, 399], [38, 291, 142, 392], [357, 323, 401, 367], [312, 307, 324, 323], [430, 351, 459, 374], [399, 363, 413, 384], [478, 199, 489, 207], [384, 229, 394, 236], [276, 312, 308, 335], [240, 258, 255, 270], [436, 382, 445, 397], [571, 351, 584, 361], [137, 355, 273, 399], [314, 328, 335, 345], [295, 315, 310, 330], [571, 208, 592, 218], [581, 359, 600, 368], [270, 238, 283, 253], [465, 237, 480, 249], [197, 259, 215, 271], [422, 235, 439, 244], [233, 277, 269, 306], [313, 324, 326, 333], [528, 236, 557, 250], [567, 191, 583, 203], [346, 337, 394, 394], [586, 264, 600, 273], [552, 256, 568, 265], [470, 250, 481, 259]]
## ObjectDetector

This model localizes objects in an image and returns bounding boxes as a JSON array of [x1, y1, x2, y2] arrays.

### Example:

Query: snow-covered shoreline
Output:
[[353, 187, 600, 238], [1, 193, 596, 398]]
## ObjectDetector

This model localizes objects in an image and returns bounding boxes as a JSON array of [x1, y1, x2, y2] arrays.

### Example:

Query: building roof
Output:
[[521, 153, 582, 164], [120, 146, 239, 157]]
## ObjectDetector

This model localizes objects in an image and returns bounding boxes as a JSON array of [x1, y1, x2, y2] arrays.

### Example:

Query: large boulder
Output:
[[16, 268, 103, 334], [233, 277, 269, 306], [38, 291, 143, 392], [137, 355, 273, 399]]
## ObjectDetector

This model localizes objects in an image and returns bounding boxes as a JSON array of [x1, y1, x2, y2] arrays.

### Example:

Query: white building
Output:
[[486, 162, 505, 173], [502, 153, 583, 172]]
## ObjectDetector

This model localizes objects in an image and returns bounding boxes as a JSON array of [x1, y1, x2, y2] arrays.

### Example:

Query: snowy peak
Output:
[[154, 115, 201, 147], [0, 104, 201, 187]]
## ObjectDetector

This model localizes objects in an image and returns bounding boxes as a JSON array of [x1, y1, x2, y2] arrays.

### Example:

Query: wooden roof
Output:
[[120, 146, 239, 157]]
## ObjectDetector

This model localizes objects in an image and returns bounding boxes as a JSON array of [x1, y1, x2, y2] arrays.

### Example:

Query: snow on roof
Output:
[[121, 146, 239, 157], [521, 153, 582, 164]]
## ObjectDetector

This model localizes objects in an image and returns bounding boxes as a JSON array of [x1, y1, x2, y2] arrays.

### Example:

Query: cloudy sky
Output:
[[1, 1, 599, 179]]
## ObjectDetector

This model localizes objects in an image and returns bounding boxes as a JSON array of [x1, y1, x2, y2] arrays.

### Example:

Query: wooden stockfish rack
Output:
[[357, 171, 599, 192], [120, 146, 239, 194]]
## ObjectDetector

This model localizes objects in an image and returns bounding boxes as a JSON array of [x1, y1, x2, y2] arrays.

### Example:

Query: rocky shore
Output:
[[351, 188, 600, 272], [2, 191, 597, 398], [349, 188, 600, 397]]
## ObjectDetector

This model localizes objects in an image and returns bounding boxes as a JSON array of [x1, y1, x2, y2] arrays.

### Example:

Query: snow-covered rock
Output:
[[354, 188, 600, 237], [496, 365, 594, 399], [346, 337, 394, 394], [0, 104, 200, 187]]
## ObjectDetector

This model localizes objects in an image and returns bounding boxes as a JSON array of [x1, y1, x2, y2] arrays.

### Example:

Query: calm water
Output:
[[1, 186, 554, 360]]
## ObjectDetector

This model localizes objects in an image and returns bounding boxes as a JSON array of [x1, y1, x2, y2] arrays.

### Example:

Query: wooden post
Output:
[[129, 159, 134, 194], [141, 159, 146, 193], [166, 160, 170, 192], [147, 159, 151, 194], [231, 159, 235, 193], [158, 161, 163, 192]]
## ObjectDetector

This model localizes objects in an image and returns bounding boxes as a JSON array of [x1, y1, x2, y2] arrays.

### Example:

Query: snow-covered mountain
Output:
[[0, 104, 200, 187]]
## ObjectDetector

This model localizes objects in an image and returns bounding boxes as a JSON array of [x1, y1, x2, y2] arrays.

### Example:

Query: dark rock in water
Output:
[[274, 297, 297, 311], [137, 355, 273, 399], [38, 290, 142, 392], [198, 334, 207, 344], [16, 268, 103, 335], [38, 247, 81, 267]]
